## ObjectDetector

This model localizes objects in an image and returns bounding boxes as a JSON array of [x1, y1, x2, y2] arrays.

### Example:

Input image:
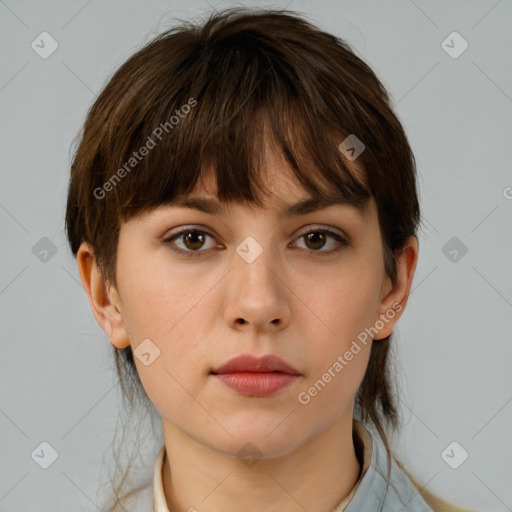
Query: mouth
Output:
[[211, 371, 299, 397], [210, 353, 301, 397]]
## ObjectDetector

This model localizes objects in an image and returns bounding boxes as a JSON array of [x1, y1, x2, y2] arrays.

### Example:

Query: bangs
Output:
[[97, 25, 372, 222]]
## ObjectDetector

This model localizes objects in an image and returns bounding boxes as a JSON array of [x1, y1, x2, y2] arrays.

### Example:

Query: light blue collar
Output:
[[345, 421, 433, 511]]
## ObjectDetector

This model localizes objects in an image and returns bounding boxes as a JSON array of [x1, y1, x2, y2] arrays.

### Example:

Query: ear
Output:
[[373, 235, 419, 340], [76, 241, 131, 349]]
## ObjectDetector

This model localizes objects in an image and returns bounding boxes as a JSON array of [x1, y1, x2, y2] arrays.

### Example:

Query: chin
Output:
[[208, 423, 307, 461]]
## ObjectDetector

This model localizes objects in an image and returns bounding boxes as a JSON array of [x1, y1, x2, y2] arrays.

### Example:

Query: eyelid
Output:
[[294, 223, 348, 240], [162, 223, 348, 241], [162, 224, 217, 241], [162, 223, 351, 257], [162, 225, 219, 247]]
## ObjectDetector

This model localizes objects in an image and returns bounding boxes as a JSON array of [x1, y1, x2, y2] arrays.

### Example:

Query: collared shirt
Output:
[[121, 420, 475, 512]]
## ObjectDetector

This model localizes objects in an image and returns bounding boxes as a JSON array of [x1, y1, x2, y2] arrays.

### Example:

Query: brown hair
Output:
[[65, 7, 421, 509]]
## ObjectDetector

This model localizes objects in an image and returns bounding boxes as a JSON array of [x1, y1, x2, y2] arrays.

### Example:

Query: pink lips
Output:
[[211, 354, 301, 397]]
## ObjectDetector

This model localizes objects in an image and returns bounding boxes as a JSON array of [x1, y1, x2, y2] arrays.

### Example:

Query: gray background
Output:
[[1, 0, 511, 510]]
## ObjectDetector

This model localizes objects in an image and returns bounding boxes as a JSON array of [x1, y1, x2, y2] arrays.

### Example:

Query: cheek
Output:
[[117, 252, 202, 340], [296, 260, 381, 403], [302, 266, 382, 347], [118, 256, 218, 389], [294, 339, 372, 445]]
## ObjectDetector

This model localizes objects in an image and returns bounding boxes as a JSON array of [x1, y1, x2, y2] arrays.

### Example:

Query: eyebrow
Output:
[[170, 196, 366, 218]]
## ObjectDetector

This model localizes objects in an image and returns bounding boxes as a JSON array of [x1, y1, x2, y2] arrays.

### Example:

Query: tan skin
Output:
[[77, 147, 418, 512]]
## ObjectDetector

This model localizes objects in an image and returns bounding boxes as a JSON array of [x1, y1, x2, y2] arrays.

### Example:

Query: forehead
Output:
[[163, 182, 375, 228], [191, 149, 301, 199], [127, 142, 374, 225], [187, 145, 369, 210]]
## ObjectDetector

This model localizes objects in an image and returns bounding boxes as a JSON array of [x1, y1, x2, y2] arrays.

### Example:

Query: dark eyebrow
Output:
[[171, 196, 366, 217]]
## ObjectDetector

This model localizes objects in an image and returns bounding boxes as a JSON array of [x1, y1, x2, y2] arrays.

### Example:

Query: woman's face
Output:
[[80, 148, 416, 459]]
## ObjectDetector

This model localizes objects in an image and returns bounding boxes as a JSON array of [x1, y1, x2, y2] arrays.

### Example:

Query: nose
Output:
[[223, 240, 291, 335]]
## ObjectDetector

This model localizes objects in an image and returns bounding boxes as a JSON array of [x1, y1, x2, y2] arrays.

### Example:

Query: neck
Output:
[[160, 413, 362, 512]]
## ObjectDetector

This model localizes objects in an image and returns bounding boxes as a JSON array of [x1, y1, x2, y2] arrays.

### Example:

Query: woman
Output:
[[65, 7, 476, 512]]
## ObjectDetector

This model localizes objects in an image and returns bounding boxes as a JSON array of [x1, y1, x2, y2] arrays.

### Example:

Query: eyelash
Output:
[[162, 226, 350, 259]]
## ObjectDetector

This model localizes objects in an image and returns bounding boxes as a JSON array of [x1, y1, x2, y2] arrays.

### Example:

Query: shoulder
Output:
[[396, 460, 479, 512]]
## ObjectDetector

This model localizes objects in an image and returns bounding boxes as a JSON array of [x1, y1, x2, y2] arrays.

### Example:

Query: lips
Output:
[[211, 353, 300, 375], [210, 354, 301, 397]]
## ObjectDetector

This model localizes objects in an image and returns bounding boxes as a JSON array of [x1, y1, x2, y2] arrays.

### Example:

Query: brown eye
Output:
[[303, 232, 328, 251], [163, 228, 218, 258], [293, 228, 349, 256], [182, 231, 207, 250]]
